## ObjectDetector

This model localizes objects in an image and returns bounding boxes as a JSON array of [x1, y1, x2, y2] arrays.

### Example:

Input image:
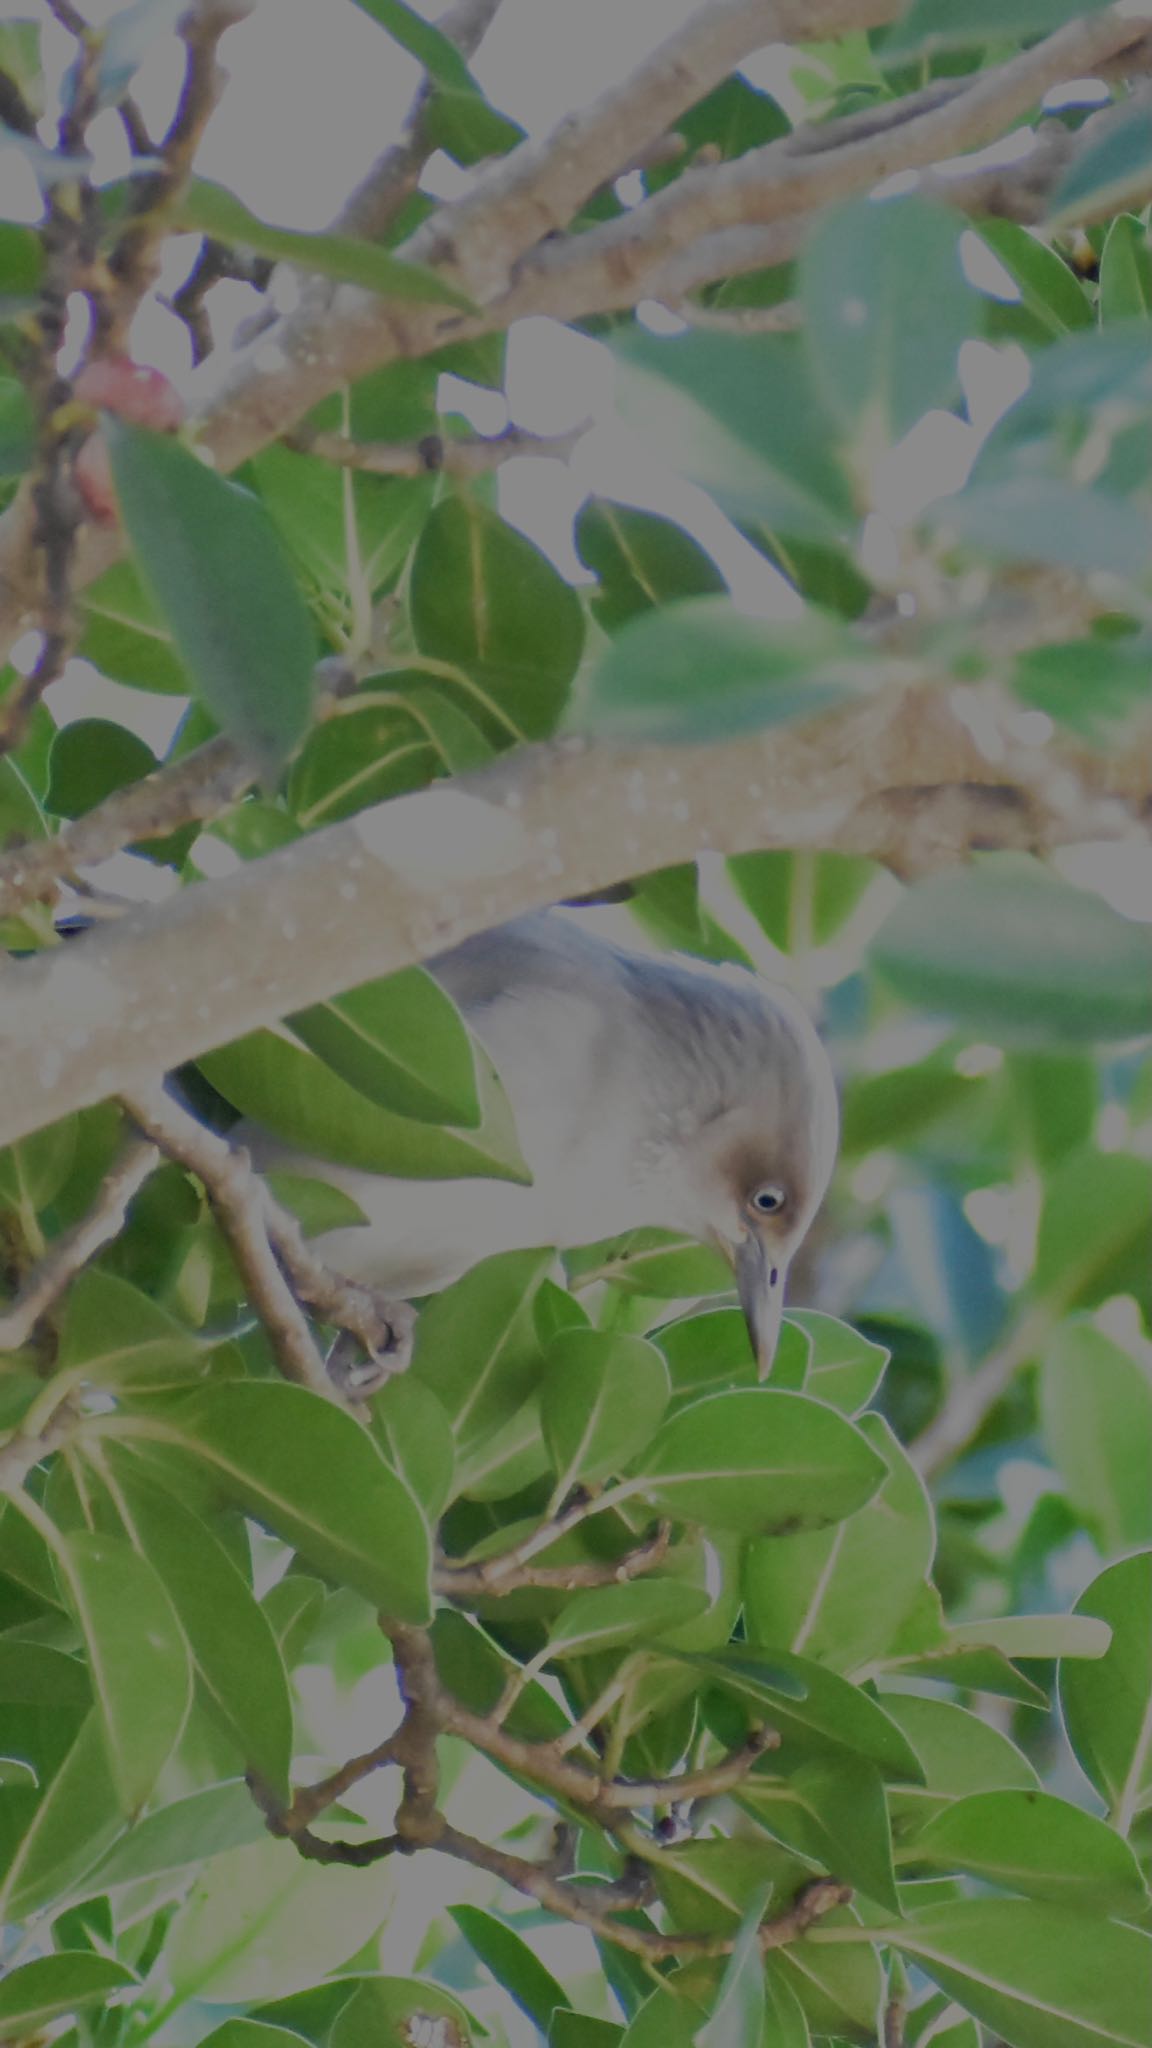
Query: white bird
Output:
[[253, 911, 839, 1373]]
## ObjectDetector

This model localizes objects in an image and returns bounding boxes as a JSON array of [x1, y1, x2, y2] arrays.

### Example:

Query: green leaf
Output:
[[884, 0, 1114, 56], [576, 500, 726, 629], [175, 179, 474, 307], [369, 1374, 455, 1522], [57, 1268, 204, 1388], [331, 1978, 478, 2048], [888, 1899, 1152, 2048], [262, 1171, 370, 1237], [105, 422, 316, 778], [542, 1327, 670, 1490], [622, 1989, 697, 2048], [802, 197, 971, 448], [579, 597, 864, 744], [634, 1388, 887, 1534], [1051, 101, 1152, 225], [785, 1310, 890, 1414], [545, 1579, 711, 1660], [0, 1640, 90, 1708], [744, 1415, 934, 1674], [1098, 215, 1152, 324], [611, 330, 854, 540], [165, 1833, 398, 2004], [0, 374, 35, 476], [1033, 1147, 1152, 1313], [883, 1693, 1039, 1840], [85, 1780, 267, 1893], [742, 1753, 899, 1912], [695, 1883, 771, 2048], [45, 717, 156, 819], [976, 221, 1093, 336], [0, 1954, 136, 2031], [690, 1646, 925, 1782], [871, 858, 1152, 1043], [1059, 1550, 1152, 1831], [142, 1381, 432, 1622], [551, 2016, 624, 2048], [79, 558, 188, 693], [288, 699, 437, 826], [410, 1248, 550, 1450], [0, 219, 43, 316], [201, 2025, 313, 2048], [107, 1468, 294, 1800], [913, 1788, 1148, 1913], [0, 1711, 124, 1922], [626, 863, 754, 968], [930, 478, 1152, 578], [58, 1529, 192, 1816], [727, 848, 875, 954], [349, 0, 522, 164], [655, 1306, 760, 1406], [409, 496, 584, 740], [0, 1111, 76, 1215], [199, 1024, 531, 1184], [1040, 1323, 1152, 1551], [450, 1905, 567, 2031], [288, 966, 480, 1127], [565, 1228, 731, 1299], [1011, 635, 1152, 744]]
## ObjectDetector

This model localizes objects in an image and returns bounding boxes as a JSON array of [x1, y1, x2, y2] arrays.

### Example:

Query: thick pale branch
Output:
[[0, 683, 1147, 1151]]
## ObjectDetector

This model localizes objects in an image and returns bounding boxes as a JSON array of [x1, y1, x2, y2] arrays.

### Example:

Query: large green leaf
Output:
[[409, 496, 584, 740], [611, 330, 854, 540], [1059, 1550, 1152, 1832], [198, 1024, 530, 1182], [175, 179, 473, 306], [133, 1382, 432, 1622], [107, 1466, 294, 1799], [976, 221, 1093, 336], [542, 1327, 670, 1492], [450, 1905, 568, 2031], [331, 1978, 479, 2048], [1050, 101, 1152, 226], [410, 1248, 551, 1450], [1098, 215, 1152, 324], [85, 1780, 267, 1893], [1040, 1323, 1152, 1550], [912, 1788, 1148, 1913], [57, 1529, 192, 1816], [288, 966, 480, 1127], [887, 1900, 1152, 2048], [744, 1415, 934, 1674], [0, 1954, 136, 2032], [78, 559, 188, 693], [576, 499, 726, 628], [871, 858, 1152, 1043], [0, 1711, 124, 1921], [544, 1579, 710, 1660], [742, 1752, 898, 1912], [164, 1834, 398, 2004], [695, 1885, 771, 2048], [1032, 1147, 1152, 1313], [802, 197, 971, 448], [634, 1388, 886, 1534], [579, 597, 865, 744], [884, 0, 1114, 55], [689, 1645, 925, 1782], [106, 423, 316, 777], [57, 1268, 205, 1388]]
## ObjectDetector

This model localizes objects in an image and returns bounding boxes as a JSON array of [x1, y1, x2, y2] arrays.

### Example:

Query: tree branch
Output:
[[436, 1518, 672, 1596], [281, 420, 590, 476], [0, 681, 1147, 1150]]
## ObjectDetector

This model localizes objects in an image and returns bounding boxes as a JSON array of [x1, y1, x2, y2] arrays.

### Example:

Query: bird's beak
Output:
[[735, 1233, 784, 1379]]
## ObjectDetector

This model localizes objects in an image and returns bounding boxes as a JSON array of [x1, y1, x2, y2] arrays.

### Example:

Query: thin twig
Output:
[[437, 1519, 672, 1597], [117, 1081, 334, 1398], [282, 420, 590, 477], [0, 1134, 159, 1352]]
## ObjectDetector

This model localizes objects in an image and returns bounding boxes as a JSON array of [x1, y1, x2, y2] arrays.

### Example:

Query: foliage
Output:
[[0, 2, 1150, 2046]]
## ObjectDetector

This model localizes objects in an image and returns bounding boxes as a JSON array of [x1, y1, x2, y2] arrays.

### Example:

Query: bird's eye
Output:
[[748, 1183, 787, 1217]]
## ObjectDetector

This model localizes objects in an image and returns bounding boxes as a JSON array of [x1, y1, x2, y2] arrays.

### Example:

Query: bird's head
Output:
[[671, 975, 839, 1376]]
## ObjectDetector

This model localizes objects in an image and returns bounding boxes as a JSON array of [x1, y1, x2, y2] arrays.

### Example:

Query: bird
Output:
[[252, 910, 839, 1375]]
